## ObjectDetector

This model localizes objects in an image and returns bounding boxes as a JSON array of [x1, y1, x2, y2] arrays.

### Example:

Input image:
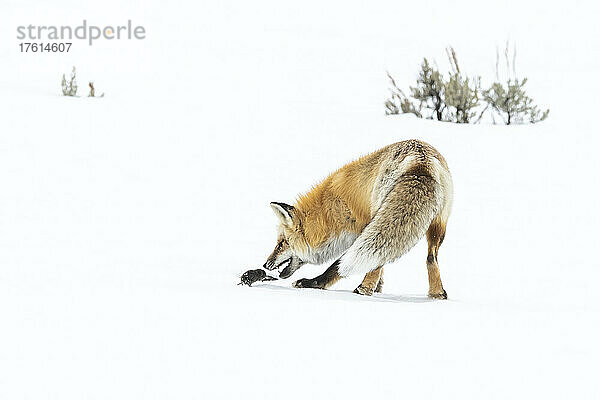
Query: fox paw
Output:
[[353, 284, 375, 296], [293, 278, 321, 289], [428, 289, 448, 300]]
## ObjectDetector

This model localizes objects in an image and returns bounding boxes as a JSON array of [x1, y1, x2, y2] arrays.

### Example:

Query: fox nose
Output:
[[263, 260, 275, 270]]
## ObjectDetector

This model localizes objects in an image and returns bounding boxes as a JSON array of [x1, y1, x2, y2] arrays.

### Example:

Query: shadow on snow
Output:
[[251, 283, 435, 303]]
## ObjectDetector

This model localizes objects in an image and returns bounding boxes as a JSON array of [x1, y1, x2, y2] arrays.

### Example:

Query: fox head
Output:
[[263, 202, 307, 279]]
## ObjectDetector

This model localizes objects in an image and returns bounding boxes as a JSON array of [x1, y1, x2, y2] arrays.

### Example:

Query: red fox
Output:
[[263, 139, 453, 298]]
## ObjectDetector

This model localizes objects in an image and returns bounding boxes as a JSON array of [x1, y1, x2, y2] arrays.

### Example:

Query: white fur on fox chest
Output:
[[301, 231, 358, 265]]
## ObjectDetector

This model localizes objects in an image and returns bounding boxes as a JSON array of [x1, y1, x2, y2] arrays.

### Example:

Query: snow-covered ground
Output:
[[1, 0, 599, 398]]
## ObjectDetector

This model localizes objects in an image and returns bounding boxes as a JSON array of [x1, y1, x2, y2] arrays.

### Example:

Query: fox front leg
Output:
[[293, 260, 341, 290]]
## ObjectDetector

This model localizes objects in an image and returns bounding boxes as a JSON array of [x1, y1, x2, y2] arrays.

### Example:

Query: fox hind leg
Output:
[[375, 268, 384, 293], [354, 266, 383, 296], [336, 172, 440, 280], [426, 216, 447, 299], [294, 173, 442, 294]]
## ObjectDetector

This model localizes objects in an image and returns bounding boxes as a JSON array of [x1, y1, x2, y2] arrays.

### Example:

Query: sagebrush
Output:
[[481, 45, 548, 124], [61, 66, 78, 96], [386, 44, 548, 125]]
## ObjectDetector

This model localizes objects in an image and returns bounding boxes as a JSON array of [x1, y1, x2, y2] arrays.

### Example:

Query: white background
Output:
[[1, 0, 599, 398]]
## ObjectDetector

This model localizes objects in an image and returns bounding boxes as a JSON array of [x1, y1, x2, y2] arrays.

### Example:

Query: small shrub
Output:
[[410, 58, 445, 121], [528, 104, 549, 124], [482, 44, 549, 124], [444, 74, 480, 123], [443, 47, 480, 123], [386, 49, 479, 123], [385, 43, 549, 125], [61, 66, 78, 96], [482, 79, 548, 124], [385, 72, 421, 117]]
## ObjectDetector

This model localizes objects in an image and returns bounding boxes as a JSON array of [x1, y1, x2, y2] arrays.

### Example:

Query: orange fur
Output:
[[294, 148, 386, 248]]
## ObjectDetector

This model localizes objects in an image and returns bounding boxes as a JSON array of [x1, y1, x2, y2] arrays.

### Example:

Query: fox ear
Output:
[[270, 202, 295, 226]]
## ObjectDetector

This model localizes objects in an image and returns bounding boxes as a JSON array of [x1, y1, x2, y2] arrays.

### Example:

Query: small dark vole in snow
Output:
[[238, 269, 278, 286]]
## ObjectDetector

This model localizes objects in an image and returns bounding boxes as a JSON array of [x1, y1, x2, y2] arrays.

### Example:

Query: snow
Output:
[[1, 0, 600, 398]]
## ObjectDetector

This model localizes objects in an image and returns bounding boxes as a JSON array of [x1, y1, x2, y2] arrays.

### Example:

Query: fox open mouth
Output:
[[275, 258, 292, 270], [279, 259, 300, 279]]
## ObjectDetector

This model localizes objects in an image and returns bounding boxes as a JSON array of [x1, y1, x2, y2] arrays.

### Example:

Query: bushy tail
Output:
[[337, 172, 442, 277]]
